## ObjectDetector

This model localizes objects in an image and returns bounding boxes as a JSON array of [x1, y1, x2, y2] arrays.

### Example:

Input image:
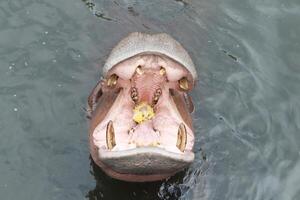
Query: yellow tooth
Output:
[[178, 77, 189, 91], [136, 66, 144, 75], [176, 123, 187, 152], [107, 74, 118, 87], [106, 121, 116, 150], [131, 87, 139, 103], [159, 67, 166, 75], [152, 88, 162, 106]]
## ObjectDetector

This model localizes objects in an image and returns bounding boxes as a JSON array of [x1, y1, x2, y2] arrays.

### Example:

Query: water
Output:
[[0, 0, 300, 199]]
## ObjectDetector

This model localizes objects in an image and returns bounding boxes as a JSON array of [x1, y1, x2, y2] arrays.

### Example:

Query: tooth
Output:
[[155, 88, 162, 95], [107, 74, 118, 87], [150, 141, 159, 147], [178, 77, 189, 91], [128, 127, 135, 134], [176, 123, 187, 152], [152, 88, 162, 105], [106, 121, 116, 150], [131, 87, 139, 103], [159, 67, 166, 75], [152, 97, 159, 106], [136, 66, 144, 75]]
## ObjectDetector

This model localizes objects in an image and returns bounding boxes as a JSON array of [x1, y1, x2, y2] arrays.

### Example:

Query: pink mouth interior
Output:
[[92, 54, 194, 154]]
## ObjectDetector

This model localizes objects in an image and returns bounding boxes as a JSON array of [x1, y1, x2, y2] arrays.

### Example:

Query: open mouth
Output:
[[88, 33, 197, 182]]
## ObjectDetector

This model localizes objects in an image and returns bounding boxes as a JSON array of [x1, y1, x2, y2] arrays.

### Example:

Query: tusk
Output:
[[107, 74, 118, 87], [106, 120, 116, 150], [176, 123, 187, 152], [159, 67, 166, 75], [136, 66, 144, 75], [178, 77, 189, 91]]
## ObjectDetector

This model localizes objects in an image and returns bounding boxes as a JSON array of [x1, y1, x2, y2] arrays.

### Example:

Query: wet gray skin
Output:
[[1, 0, 300, 199]]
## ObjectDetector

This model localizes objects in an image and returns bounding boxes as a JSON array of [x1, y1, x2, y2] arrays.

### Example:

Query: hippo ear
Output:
[[87, 79, 103, 118]]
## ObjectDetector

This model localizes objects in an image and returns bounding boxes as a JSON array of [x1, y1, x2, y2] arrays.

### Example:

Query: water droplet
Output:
[[13, 108, 18, 112], [52, 59, 57, 63], [24, 61, 28, 66], [13, 94, 17, 97], [45, 31, 48, 35], [42, 41, 46, 45], [9, 66, 13, 70]]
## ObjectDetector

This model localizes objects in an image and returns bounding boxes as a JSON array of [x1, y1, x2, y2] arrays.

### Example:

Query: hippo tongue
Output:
[[129, 121, 160, 147]]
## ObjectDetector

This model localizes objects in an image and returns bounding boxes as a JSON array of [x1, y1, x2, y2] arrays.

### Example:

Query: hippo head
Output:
[[87, 32, 197, 182]]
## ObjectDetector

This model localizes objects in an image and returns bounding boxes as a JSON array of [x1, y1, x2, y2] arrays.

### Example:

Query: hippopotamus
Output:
[[87, 32, 198, 182]]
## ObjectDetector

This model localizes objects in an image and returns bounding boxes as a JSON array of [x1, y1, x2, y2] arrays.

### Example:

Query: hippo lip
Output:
[[88, 32, 197, 182], [98, 147, 194, 175]]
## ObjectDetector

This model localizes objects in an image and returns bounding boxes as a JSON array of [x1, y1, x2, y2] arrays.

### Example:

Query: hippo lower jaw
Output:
[[88, 33, 197, 182], [97, 147, 194, 182]]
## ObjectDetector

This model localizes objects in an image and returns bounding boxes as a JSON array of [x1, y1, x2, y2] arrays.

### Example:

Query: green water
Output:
[[1, 0, 300, 199]]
